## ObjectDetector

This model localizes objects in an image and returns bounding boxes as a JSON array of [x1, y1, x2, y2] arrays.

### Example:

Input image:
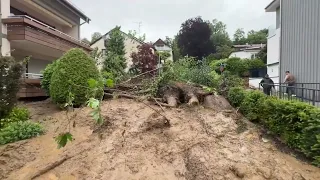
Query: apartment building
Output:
[[0, 0, 91, 97]]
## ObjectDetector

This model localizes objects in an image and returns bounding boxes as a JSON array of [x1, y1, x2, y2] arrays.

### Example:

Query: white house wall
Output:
[[267, 28, 280, 65], [229, 51, 258, 59], [90, 34, 142, 71]]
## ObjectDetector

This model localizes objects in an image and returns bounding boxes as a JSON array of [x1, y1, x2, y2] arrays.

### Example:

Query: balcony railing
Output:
[[3, 15, 92, 52], [23, 73, 43, 79]]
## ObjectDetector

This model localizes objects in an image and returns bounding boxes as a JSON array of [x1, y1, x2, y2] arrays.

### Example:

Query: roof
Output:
[[58, 0, 91, 23], [90, 28, 146, 46], [265, 0, 280, 12], [153, 38, 171, 47], [232, 44, 266, 52]]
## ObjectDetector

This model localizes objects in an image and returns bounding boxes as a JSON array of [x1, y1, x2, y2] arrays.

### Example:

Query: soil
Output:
[[0, 98, 320, 180]]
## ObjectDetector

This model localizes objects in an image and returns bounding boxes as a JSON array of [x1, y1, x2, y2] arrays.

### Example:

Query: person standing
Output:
[[284, 71, 296, 96], [260, 74, 275, 96]]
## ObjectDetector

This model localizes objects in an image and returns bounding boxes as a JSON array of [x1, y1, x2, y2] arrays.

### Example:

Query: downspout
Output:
[[279, 0, 283, 92]]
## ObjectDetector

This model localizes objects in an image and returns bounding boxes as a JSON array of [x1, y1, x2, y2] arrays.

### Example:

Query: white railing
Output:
[[7, 15, 90, 46], [23, 73, 43, 79]]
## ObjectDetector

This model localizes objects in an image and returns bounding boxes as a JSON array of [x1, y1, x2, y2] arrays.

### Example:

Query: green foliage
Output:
[[55, 132, 73, 149], [247, 29, 268, 44], [227, 87, 320, 166], [240, 90, 266, 122], [157, 51, 171, 62], [257, 45, 267, 64], [210, 57, 265, 77], [103, 27, 127, 79], [50, 48, 100, 106], [128, 30, 146, 42], [233, 28, 247, 45], [91, 32, 102, 43], [0, 107, 30, 128], [41, 60, 60, 95], [213, 45, 234, 60], [0, 56, 24, 119], [227, 87, 247, 107], [0, 121, 44, 145]]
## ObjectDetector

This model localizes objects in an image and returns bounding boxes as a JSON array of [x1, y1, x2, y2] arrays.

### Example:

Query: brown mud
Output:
[[0, 98, 319, 180]]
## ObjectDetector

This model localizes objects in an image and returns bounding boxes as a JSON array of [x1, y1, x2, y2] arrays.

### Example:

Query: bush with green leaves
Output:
[[0, 56, 24, 119], [0, 107, 30, 128], [210, 57, 265, 77], [227, 87, 320, 166], [50, 48, 100, 106], [0, 121, 44, 145], [41, 59, 60, 95]]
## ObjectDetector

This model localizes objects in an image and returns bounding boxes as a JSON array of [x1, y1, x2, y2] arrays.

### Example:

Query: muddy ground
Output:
[[0, 98, 319, 180]]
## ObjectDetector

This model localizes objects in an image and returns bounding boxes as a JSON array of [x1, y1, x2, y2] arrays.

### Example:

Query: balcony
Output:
[[3, 15, 92, 54]]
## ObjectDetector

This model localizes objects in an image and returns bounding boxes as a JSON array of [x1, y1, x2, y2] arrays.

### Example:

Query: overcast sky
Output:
[[74, 0, 275, 42]]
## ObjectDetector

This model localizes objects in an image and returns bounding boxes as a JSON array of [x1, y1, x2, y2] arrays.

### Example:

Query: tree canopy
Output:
[[91, 32, 102, 43], [177, 17, 214, 59]]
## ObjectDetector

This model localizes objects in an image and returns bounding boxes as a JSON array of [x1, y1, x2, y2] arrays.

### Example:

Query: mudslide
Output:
[[0, 99, 319, 180]]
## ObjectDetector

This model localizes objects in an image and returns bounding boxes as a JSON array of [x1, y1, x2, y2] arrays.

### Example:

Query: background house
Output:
[[90, 30, 145, 71], [0, 0, 91, 97], [229, 44, 265, 59], [266, 0, 320, 102], [153, 38, 173, 63]]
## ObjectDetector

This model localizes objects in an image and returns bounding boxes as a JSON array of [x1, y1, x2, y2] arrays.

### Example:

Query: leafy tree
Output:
[[157, 51, 171, 63], [172, 35, 181, 61], [233, 28, 247, 45], [131, 44, 158, 73], [91, 32, 102, 43], [103, 26, 126, 79], [164, 36, 173, 47], [128, 30, 146, 42], [177, 16, 214, 59], [214, 45, 234, 59], [210, 19, 232, 47], [41, 59, 60, 95], [0, 56, 24, 119], [257, 45, 267, 64], [81, 38, 90, 44], [247, 29, 268, 44]]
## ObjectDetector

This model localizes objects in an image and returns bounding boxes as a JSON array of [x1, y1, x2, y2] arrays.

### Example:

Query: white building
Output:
[[265, 0, 281, 86], [229, 44, 265, 59], [90, 30, 146, 71], [153, 38, 173, 63]]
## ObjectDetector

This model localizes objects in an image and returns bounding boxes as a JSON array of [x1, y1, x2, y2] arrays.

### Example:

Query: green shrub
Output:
[[227, 87, 247, 107], [239, 90, 266, 122], [0, 107, 30, 128], [227, 87, 320, 166], [0, 56, 24, 119], [41, 59, 60, 95], [50, 48, 100, 106], [0, 121, 44, 145]]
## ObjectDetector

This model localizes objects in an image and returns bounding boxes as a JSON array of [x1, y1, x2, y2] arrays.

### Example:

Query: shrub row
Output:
[[227, 87, 320, 166], [0, 107, 30, 128]]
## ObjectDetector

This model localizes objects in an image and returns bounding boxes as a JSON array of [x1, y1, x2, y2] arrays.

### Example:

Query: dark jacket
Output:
[[260, 78, 275, 89]]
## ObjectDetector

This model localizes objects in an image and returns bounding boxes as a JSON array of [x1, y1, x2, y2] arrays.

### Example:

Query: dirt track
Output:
[[0, 98, 319, 180]]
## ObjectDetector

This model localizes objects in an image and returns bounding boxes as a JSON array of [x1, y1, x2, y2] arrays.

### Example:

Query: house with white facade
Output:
[[0, 0, 91, 97], [265, 0, 281, 86], [229, 44, 265, 59], [90, 30, 146, 71], [153, 38, 173, 63]]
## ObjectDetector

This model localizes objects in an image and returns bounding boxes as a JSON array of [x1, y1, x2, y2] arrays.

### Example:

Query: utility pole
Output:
[[134, 22, 142, 36]]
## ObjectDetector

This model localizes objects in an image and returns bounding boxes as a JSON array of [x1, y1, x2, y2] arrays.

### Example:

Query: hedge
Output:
[[228, 87, 320, 166]]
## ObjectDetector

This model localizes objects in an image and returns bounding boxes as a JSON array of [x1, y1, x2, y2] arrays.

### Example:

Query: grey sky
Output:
[[75, 0, 275, 42]]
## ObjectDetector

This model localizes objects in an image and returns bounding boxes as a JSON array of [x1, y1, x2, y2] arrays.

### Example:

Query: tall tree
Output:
[[172, 35, 181, 62], [246, 29, 268, 44], [257, 45, 267, 64], [214, 45, 234, 59], [81, 38, 90, 44], [177, 17, 214, 59], [233, 28, 247, 45], [164, 36, 173, 47], [210, 19, 232, 47], [103, 26, 126, 78], [91, 32, 102, 43], [128, 30, 146, 42]]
